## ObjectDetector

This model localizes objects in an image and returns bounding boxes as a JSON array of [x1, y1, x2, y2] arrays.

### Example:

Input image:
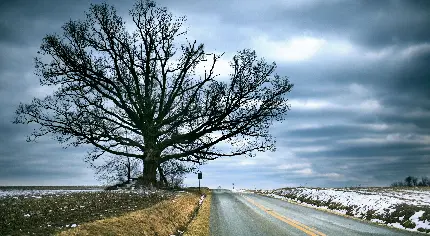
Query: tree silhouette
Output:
[[13, 0, 293, 186], [157, 159, 197, 188], [420, 176, 430, 187], [405, 176, 418, 187], [89, 155, 142, 185]]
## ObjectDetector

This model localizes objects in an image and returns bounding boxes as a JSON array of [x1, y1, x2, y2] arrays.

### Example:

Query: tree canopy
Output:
[[14, 0, 293, 186]]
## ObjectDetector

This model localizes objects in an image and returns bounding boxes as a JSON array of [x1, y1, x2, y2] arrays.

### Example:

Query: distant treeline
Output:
[[390, 176, 430, 187]]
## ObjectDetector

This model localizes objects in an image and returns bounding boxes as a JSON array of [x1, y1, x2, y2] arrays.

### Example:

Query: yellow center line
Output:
[[243, 196, 326, 236]]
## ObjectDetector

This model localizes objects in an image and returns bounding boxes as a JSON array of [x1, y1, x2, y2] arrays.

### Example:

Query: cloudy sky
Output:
[[0, 0, 429, 189]]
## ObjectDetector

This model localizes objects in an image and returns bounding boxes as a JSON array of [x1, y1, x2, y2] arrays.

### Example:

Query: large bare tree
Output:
[[14, 0, 293, 186]]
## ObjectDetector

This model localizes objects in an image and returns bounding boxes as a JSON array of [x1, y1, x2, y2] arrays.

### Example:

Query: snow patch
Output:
[[371, 219, 385, 224], [0, 189, 102, 198]]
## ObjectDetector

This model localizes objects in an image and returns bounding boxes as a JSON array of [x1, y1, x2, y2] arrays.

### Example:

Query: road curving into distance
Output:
[[209, 189, 421, 236]]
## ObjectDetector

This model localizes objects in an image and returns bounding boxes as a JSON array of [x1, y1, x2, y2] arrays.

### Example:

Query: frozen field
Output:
[[0, 189, 103, 198], [0, 187, 172, 235], [257, 187, 430, 234]]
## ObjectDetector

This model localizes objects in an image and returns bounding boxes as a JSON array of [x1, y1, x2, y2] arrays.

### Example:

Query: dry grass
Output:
[[184, 189, 212, 236], [57, 192, 201, 236]]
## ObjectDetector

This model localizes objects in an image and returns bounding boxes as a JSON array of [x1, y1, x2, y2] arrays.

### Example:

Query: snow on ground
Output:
[[232, 189, 248, 193], [0, 188, 173, 200], [257, 187, 430, 233], [0, 189, 103, 198]]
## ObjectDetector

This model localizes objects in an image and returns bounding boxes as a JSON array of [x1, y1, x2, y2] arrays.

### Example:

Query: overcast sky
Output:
[[0, 0, 429, 189]]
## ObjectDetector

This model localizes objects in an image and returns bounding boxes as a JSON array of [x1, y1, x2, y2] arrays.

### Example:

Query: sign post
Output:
[[198, 172, 202, 192]]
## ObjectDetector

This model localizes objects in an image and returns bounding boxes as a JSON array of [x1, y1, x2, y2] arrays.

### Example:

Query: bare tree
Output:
[[419, 176, 430, 187], [13, 0, 293, 186], [157, 159, 197, 188], [90, 155, 142, 185], [405, 176, 418, 187], [412, 176, 419, 186]]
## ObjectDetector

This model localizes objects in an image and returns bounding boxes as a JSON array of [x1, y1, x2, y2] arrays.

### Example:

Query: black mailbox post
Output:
[[198, 172, 202, 191]]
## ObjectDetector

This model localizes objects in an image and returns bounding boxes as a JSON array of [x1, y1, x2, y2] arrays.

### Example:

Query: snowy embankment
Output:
[[256, 187, 430, 234]]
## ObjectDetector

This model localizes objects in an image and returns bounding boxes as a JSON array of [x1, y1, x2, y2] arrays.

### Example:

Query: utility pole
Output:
[[232, 183, 234, 190]]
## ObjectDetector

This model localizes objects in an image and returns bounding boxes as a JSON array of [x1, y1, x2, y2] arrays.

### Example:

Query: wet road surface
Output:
[[209, 189, 420, 236]]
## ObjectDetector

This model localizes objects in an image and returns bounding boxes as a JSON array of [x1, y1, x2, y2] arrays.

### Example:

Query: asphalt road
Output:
[[209, 189, 421, 236]]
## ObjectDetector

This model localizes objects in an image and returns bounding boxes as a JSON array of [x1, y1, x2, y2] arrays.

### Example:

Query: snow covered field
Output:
[[256, 187, 430, 234], [0, 189, 103, 198]]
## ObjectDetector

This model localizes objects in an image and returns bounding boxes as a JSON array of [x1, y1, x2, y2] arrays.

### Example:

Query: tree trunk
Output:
[[158, 165, 168, 187], [127, 158, 131, 183], [142, 159, 158, 187]]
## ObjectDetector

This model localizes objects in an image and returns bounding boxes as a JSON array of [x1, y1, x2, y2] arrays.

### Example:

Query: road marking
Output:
[[243, 196, 326, 236]]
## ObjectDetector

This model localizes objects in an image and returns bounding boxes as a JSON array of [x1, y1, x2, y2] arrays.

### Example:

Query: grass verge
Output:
[[58, 191, 202, 236], [184, 189, 212, 236]]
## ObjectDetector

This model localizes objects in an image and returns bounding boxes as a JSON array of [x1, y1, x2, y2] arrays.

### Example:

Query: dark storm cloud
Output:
[[0, 135, 93, 184], [368, 51, 430, 141], [277, 0, 430, 49], [1, 1, 84, 46], [286, 125, 386, 139], [271, 38, 430, 188], [306, 154, 430, 187], [0, 0, 113, 185], [157, 0, 430, 49], [309, 142, 428, 159], [386, 51, 430, 100]]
